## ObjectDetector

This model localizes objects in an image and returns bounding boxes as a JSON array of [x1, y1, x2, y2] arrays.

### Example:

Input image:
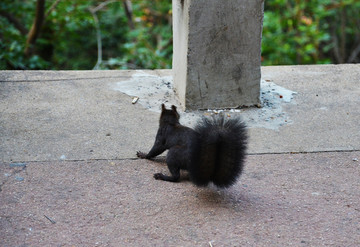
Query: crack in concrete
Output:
[[3, 149, 360, 164], [0, 75, 136, 83]]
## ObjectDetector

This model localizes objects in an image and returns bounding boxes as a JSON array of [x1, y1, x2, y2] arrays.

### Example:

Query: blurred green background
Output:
[[1, 0, 359, 70]]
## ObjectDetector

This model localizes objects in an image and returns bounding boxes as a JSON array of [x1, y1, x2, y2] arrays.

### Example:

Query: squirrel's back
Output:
[[189, 115, 247, 188]]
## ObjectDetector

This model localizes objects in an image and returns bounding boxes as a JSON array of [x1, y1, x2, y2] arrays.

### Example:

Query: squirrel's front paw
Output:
[[153, 173, 164, 180], [136, 151, 147, 159]]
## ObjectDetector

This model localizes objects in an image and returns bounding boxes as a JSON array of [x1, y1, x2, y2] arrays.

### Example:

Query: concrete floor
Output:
[[1, 65, 360, 246]]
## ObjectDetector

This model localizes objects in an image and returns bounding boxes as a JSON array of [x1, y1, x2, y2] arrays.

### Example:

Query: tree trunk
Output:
[[25, 0, 46, 57]]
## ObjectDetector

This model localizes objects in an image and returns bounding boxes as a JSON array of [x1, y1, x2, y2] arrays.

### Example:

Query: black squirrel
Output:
[[137, 104, 247, 188]]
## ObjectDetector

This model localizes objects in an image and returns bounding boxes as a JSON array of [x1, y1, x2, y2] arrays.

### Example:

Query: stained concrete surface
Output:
[[1, 65, 360, 246], [1, 152, 359, 246]]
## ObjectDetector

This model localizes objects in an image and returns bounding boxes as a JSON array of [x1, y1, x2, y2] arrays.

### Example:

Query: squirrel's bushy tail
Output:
[[189, 115, 247, 188]]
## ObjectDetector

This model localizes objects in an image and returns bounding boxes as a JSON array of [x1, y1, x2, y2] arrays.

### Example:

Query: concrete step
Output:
[[1, 65, 359, 162]]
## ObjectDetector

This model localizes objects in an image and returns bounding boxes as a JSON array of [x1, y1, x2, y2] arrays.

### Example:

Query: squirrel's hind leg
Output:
[[154, 165, 180, 182], [153, 171, 180, 182], [153, 153, 181, 182]]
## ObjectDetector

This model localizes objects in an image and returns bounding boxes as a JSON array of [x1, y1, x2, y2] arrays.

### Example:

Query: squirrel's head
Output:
[[160, 104, 180, 125]]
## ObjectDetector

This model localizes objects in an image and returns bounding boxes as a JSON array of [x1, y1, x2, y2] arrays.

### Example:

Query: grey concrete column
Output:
[[172, 0, 264, 110]]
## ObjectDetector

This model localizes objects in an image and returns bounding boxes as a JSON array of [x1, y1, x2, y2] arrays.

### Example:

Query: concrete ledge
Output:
[[1, 64, 359, 162]]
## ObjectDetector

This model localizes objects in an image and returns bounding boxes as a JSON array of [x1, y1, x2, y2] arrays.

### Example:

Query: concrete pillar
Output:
[[172, 0, 264, 110]]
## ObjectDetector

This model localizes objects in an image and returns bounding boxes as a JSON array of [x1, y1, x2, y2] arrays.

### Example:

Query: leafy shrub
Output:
[[262, 0, 360, 65], [0, 0, 359, 69]]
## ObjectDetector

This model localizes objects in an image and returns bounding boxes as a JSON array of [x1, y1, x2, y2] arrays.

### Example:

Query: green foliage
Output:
[[102, 0, 172, 69], [49, 1, 102, 69], [0, 0, 172, 70], [0, 0, 49, 69], [0, 0, 359, 69], [262, 0, 360, 65]]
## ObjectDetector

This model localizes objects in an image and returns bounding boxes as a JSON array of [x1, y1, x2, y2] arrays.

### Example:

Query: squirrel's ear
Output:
[[171, 105, 180, 119], [161, 104, 166, 111]]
